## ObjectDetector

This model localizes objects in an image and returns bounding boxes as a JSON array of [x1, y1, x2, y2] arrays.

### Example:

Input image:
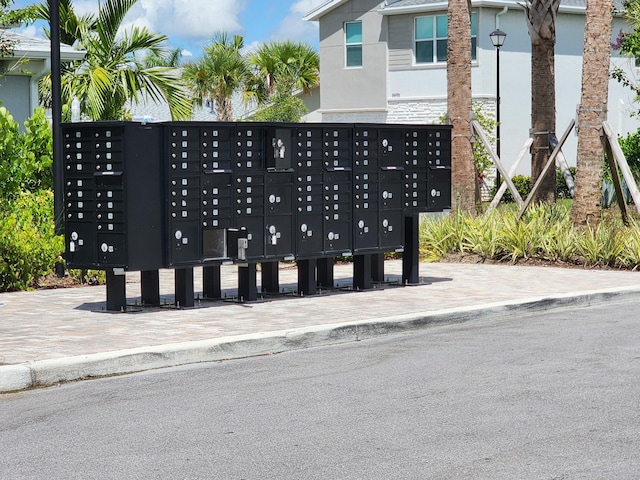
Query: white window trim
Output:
[[413, 12, 478, 67]]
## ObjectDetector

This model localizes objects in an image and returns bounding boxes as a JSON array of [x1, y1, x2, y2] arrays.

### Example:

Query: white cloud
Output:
[[129, 0, 245, 40], [270, 0, 324, 44]]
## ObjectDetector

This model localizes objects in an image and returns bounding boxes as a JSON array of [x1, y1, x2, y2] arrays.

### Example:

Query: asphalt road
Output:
[[2, 300, 640, 479]]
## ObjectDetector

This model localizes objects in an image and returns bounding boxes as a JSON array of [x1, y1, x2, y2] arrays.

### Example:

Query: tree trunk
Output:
[[524, 0, 560, 204], [570, 0, 614, 227], [448, 0, 481, 214]]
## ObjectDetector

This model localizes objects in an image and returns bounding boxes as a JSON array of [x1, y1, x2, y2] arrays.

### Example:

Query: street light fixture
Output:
[[489, 29, 506, 188]]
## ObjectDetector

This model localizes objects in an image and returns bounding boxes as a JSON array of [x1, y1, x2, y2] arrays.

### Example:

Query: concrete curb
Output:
[[2, 286, 639, 393]]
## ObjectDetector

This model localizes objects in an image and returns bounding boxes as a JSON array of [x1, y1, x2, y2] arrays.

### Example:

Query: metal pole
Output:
[[495, 45, 501, 188], [50, 1, 63, 235]]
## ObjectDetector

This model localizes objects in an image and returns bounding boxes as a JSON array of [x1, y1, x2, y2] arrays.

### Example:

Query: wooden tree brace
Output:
[[517, 118, 575, 220], [487, 137, 533, 212], [602, 121, 640, 217], [471, 119, 524, 208]]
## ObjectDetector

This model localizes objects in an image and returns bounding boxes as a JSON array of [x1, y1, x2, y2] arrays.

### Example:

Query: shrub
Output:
[[0, 106, 52, 199], [0, 190, 63, 291]]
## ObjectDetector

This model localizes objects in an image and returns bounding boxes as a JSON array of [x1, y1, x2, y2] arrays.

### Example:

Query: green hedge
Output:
[[0, 190, 63, 291]]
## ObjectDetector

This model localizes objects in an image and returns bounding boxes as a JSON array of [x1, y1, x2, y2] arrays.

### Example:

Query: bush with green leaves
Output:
[[0, 190, 63, 291], [0, 106, 62, 291], [0, 106, 52, 198], [420, 200, 640, 268]]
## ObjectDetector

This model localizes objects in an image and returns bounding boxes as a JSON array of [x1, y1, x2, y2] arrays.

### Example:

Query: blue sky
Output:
[[11, 0, 325, 57]]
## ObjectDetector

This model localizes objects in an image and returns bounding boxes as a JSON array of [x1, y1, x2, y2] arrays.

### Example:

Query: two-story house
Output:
[[304, 0, 640, 175]]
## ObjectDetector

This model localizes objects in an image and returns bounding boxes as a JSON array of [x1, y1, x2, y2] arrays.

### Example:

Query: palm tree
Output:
[[246, 40, 319, 122], [248, 40, 319, 97], [523, 0, 561, 203], [182, 32, 250, 122], [571, 0, 614, 227], [36, 0, 192, 121], [448, 0, 480, 214]]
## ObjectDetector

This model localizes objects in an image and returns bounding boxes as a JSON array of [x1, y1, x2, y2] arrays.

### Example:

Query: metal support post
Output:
[[140, 270, 160, 306], [297, 258, 317, 296], [353, 254, 372, 290], [238, 263, 258, 302], [402, 214, 420, 285], [106, 269, 127, 312], [175, 267, 195, 307], [261, 261, 280, 293], [202, 265, 222, 299]]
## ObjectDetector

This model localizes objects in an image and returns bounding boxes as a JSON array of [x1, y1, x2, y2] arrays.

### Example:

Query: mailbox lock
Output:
[[300, 223, 308, 233], [101, 243, 109, 253], [328, 232, 335, 241], [268, 225, 277, 235], [71, 231, 79, 241], [358, 220, 365, 229], [174, 230, 183, 240]]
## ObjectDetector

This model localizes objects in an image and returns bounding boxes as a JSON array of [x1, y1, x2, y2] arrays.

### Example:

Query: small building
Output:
[[0, 30, 85, 127], [304, 0, 640, 174]]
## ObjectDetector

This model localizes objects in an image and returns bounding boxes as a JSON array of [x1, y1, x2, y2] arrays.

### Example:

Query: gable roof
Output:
[[1, 30, 85, 61], [304, 0, 624, 20]]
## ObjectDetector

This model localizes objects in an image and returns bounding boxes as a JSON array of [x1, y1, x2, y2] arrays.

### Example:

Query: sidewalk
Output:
[[2, 260, 640, 393]]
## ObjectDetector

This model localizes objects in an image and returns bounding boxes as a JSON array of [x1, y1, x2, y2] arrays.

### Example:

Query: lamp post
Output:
[[489, 29, 506, 188]]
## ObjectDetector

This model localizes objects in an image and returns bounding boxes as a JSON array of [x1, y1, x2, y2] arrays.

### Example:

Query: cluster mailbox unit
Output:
[[62, 121, 452, 311]]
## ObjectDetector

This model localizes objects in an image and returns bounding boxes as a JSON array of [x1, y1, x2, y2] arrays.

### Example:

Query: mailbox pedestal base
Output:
[[238, 263, 258, 302], [297, 259, 317, 296], [203, 265, 221, 299], [141, 270, 160, 306], [106, 270, 126, 312], [175, 268, 194, 307], [353, 254, 373, 290], [372, 253, 385, 283], [261, 261, 279, 294], [402, 214, 420, 285], [317, 257, 334, 289]]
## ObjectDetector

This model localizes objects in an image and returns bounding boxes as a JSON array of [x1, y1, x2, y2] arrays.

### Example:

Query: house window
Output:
[[415, 13, 477, 64], [345, 21, 363, 67]]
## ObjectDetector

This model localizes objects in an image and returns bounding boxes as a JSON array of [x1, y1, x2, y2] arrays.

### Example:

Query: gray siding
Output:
[[318, 0, 388, 112], [388, 15, 413, 70]]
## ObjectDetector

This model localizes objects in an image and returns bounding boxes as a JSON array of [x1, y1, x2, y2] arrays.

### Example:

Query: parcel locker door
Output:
[[426, 168, 452, 212], [66, 222, 97, 268], [379, 209, 404, 250]]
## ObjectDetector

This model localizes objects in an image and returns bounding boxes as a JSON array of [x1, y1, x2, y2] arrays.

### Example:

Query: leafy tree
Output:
[[182, 32, 251, 121], [35, 0, 192, 120], [0, 0, 37, 56], [612, 0, 640, 112]]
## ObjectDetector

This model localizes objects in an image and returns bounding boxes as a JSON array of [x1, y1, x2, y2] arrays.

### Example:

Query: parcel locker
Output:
[[379, 170, 403, 210], [62, 122, 164, 271], [427, 168, 452, 211], [264, 126, 294, 170], [378, 127, 404, 169], [264, 171, 294, 259], [296, 215, 324, 258], [379, 210, 404, 250]]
